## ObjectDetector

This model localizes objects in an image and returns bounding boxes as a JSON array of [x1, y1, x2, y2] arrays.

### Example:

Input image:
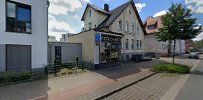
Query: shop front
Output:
[[95, 32, 123, 69]]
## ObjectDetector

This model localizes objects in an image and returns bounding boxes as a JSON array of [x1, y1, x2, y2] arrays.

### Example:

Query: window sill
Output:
[[5, 30, 31, 34]]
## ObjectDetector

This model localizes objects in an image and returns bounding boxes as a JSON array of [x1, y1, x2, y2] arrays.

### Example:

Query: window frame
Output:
[[89, 9, 92, 18], [131, 39, 134, 50], [126, 39, 129, 50], [5, 0, 32, 34], [137, 40, 139, 50], [125, 21, 129, 32], [118, 19, 122, 31]]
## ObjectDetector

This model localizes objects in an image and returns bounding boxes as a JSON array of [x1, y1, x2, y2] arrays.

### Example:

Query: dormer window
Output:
[[89, 10, 92, 17], [118, 20, 122, 31], [147, 24, 156, 30]]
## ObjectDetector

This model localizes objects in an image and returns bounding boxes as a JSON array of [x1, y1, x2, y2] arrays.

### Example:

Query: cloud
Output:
[[193, 32, 203, 41], [49, 3, 69, 15], [73, 15, 80, 19], [185, 0, 203, 13], [153, 10, 167, 17], [83, 0, 90, 2], [49, 0, 82, 15], [135, 3, 146, 12], [49, 14, 74, 40]]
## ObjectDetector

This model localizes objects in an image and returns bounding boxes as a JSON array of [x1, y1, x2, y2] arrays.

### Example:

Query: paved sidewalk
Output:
[[0, 60, 164, 100], [103, 73, 180, 100], [175, 60, 203, 100]]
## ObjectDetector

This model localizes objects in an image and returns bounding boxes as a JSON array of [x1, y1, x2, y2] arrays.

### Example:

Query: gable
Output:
[[96, 1, 147, 35]]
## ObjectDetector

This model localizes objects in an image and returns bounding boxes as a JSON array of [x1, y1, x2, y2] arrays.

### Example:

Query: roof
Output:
[[96, 0, 147, 35], [96, 1, 131, 29], [81, 3, 110, 21], [81, 0, 147, 35], [144, 16, 164, 35]]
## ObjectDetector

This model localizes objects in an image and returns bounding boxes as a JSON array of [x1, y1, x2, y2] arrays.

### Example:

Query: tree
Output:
[[155, 3, 200, 64]]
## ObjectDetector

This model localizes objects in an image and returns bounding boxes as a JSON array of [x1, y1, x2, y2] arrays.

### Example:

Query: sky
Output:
[[48, 0, 202, 41]]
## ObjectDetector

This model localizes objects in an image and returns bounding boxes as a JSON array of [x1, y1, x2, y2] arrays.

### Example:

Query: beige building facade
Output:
[[144, 16, 185, 55], [69, 1, 146, 65]]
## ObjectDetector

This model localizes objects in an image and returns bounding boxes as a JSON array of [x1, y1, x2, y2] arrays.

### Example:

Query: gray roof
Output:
[[88, 4, 110, 14], [96, 1, 131, 29]]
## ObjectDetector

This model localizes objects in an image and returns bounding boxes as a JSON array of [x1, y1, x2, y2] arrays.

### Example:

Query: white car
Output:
[[189, 52, 199, 59]]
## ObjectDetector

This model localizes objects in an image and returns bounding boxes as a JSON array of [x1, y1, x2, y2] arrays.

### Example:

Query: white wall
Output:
[[0, 0, 48, 69]]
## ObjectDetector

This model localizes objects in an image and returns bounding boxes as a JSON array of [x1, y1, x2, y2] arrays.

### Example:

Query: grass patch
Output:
[[152, 63, 191, 74]]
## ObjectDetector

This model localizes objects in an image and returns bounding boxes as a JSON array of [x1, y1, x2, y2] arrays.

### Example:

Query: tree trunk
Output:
[[172, 39, 176, 64], [168, 40, 172, 56]]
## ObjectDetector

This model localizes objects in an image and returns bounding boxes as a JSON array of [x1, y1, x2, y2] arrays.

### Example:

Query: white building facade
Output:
[[0, 0, 48, 72]]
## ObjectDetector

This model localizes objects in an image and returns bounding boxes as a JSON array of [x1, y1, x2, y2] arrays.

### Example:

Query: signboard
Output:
[[95, 34, 101, 46], [101, 35, 120, 42]]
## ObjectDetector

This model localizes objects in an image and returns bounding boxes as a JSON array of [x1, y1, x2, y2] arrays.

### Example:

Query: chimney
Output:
[[104, 3, 109, 12]]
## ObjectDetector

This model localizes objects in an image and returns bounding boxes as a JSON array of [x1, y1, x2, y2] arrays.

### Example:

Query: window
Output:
[[131, 39, 134, 49], [140, 40, 142, 50], [126, 39, 129, 50], [129, 10, 131, 15], [89, 10, 91, 17], [6, 1, 31, 33], [125, 21, 129, 32], [137, 40, 139, 50], [126, 55, 130, 61], [131, 23, 134, 33], [88, 22, 92, 30], [137, 26, 139, 34], [147, 24, 156, 30], [118, 20, 122, 31]]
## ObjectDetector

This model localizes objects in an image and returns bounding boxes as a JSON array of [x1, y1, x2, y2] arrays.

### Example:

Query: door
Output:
[[55, 46, 61, 64], [6, 45, 31, 72]]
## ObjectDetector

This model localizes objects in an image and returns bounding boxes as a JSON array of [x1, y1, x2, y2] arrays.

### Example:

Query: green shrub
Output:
[[0, 72, 31, 83], [152, 63, 191, 74]]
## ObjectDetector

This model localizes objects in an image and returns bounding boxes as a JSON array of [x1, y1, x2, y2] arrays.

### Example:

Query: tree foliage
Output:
[[155, 3, 200, 41], [155, 3, 201, 63]]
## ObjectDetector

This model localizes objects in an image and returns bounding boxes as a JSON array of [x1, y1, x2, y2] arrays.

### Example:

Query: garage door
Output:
[[6, 45, 31, 72]]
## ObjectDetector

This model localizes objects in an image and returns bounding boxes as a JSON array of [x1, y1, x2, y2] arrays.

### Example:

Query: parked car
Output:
[[189, 52, 199, 59]]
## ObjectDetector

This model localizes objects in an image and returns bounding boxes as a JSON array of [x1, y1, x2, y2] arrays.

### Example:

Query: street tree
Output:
[[155, 3, 201, 64]]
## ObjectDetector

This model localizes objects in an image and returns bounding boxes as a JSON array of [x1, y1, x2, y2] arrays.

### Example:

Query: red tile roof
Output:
[[143, 16, 164, 35]]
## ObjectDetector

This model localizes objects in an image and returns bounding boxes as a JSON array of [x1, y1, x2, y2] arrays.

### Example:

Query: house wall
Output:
[[48, 42, 82, 64], [69, 30, 95, 63], [0, 44, 6, 72], [109, 4, 145, 60], [0, 0, 48, 70], [171, 40, 186, 54], [144, 34, 168, 54], [83, 7, 108, 30]]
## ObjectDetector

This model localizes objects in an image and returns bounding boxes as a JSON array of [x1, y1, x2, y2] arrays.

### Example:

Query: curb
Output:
[[95, 72, 157, 100]]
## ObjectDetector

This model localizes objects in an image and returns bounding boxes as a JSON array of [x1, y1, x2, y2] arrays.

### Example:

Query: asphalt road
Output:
[[175, 55, 203, 100]]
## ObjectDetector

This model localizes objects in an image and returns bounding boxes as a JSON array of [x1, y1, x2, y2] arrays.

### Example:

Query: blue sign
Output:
[[95, 34, 101, 41], [95, 34, 101, 46]]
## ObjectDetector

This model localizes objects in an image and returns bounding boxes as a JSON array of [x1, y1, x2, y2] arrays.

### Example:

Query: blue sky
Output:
[[49, 0, 202, 40]]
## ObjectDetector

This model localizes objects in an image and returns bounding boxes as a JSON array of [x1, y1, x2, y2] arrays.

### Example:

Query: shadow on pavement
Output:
[[191, 70, 203, 76], [94, 59, 165, 80]]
